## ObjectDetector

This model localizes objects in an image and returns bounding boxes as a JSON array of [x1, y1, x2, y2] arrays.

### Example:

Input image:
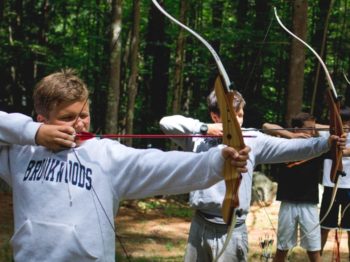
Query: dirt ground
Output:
[[1, 193, 349, 261], [114, 199, 349, 261]]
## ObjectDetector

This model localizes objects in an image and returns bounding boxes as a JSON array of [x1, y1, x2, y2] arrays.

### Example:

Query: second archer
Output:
[[160, 90, 346, 262]]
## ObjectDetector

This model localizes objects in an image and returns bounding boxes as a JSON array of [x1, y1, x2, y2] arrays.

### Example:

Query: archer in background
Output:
[[160, 90, 346, 262], [263, 113, 324, 262], [264, 108, 350, 261], [0, 69, 252, 262], [319, 107, 350, 260]]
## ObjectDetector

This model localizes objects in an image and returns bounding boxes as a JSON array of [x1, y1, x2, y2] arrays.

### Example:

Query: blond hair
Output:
[[33, 69, 89, 117]]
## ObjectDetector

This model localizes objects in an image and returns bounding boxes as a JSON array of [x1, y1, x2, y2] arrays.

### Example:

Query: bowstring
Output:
[[344, 71, 350, 85], [72, 150, 132, 261], [70, 97, 132, 261]]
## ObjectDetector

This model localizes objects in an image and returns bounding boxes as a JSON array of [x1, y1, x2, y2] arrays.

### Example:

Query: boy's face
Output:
[[343, 120, 350, 132], [236, 108, 244, 127], [299, 120, 316, 136], [37, 100, 90, 133]]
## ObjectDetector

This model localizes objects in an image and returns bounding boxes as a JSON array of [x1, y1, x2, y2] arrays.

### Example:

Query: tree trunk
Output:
[[310, 0, 333, 115], [243, 0, 269, 128], [10, 0, 24, 112], [231, 0, 248, 92], [125, 0, 140, 146], [105, 0, 122, 134], [0, 0, 4, 21], [310, 0, 333, 120], [285, 0, 308, 126], [211, 0, 224, 52], [142, 0, 170, 149], [172, 0, 187, 114]]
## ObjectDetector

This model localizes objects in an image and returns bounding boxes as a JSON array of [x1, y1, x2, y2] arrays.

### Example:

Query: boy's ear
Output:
[[37, 114, 48, 123], [210, 112, 221, 123]]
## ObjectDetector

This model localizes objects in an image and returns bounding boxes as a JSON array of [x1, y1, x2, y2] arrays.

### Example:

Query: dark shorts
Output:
[[320, 186, 350, 230]]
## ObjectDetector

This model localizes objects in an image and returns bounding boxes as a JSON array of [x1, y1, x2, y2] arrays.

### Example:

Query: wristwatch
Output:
[[200, 124, 208, 135]]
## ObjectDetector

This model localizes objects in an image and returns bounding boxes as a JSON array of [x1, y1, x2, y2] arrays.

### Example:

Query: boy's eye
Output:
[[59, 115, 76, 122], [79, 113, 89, 119]]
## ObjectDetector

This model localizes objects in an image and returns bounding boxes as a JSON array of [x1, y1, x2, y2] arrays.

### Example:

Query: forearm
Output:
[[160, 115, 202, 134], [256, 134, 330, 164], [0, 111, 40, 145], [262, 123, 295, 138], [160, 115, 202, 150], [114, 146, 224, 199]]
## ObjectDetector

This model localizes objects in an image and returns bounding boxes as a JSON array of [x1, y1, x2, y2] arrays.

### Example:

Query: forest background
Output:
[[0, 0, 350, 170]]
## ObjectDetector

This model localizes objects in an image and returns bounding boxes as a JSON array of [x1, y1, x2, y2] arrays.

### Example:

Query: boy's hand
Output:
[[328, 133, 347, 150], [221, 145, 250, 173], [35, 124, 76, 151], [207, 123, 223, 136], [343, 147, 350, 157]]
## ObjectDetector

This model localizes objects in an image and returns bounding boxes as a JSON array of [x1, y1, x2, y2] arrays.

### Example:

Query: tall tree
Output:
[[142, 0, 170, 148], [310, 0, 333, 120], [243, 0, 269, 128], [310, 0, 333, 115], [125, 0, 140, 146], [211, 0, 224, 52], [285, 0, 308, 126], [172, 0, 187, 114], [106, 0, 122, 133], [9, 0, 24, 112], [231, 0, 248, 91]]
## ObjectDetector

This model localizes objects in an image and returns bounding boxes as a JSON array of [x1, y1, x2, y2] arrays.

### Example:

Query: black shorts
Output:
[[320, 186, 350, 230]]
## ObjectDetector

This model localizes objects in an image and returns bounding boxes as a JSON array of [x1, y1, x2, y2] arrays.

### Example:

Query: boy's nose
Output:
[[74, 118, 84, 130]]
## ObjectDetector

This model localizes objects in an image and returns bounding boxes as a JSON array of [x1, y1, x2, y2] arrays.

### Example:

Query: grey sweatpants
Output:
[[184, 212, 248, 262]]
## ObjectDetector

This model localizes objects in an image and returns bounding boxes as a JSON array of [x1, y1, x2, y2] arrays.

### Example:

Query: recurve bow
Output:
[[151, 1, 246, 259]]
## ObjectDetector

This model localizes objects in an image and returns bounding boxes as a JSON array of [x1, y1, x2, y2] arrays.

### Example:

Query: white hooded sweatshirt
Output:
[[0, 111, 225, 262]]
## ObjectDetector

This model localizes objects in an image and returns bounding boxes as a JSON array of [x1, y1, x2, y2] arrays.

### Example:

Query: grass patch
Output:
[[134, 198, 193, 219]]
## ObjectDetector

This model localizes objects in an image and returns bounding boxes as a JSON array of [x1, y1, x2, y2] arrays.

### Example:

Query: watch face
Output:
[[200, 124, 208, 134]]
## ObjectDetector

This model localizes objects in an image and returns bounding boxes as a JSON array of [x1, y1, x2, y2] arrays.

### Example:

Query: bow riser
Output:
[[214, 76, 245, 225], [326, 89, 344, 183]]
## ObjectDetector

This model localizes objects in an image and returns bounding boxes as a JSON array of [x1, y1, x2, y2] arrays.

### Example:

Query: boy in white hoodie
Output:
[[0, 69, 251, 262]]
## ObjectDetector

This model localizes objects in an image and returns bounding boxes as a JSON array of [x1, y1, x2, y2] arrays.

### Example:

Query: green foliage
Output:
[[0, 241, 12, 262], [136, 199, 193, 219]]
